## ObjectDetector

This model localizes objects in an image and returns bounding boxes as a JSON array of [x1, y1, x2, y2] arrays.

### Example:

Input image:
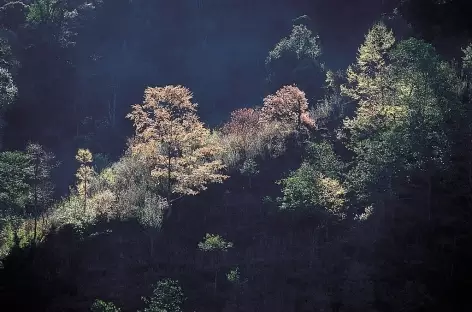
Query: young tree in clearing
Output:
[[260, 85, 314, 132], [75, 148, 95, 213], [127, 85, 228, 217], [198, 233, 234, 295], [239, 158, 259, 189], [141, 278, 185, 312]]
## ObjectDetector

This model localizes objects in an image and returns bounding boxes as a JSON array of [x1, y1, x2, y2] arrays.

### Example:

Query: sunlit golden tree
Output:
[[75, 148, 95, 213], [127, 85, 228, 217]]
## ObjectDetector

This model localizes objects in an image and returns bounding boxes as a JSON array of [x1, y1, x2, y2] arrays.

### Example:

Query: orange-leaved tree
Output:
[[127, 85, 228, 216], [260, 85, 314, 132]]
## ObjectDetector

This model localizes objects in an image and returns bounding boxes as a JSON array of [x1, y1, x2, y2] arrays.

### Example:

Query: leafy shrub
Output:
[[90, 299, 121, 312], [140, 279, 185, 312], [198, 233, 233, 252]]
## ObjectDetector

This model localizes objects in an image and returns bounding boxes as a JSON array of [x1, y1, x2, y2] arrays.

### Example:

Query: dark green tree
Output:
[[140, 279, 185, 312], [198, 233, 233, 295], [279, 141, 346, 217], [239, 158, 259, 189], [0, 32, 18, 149], [25, 143, 57, 244], [0, 151, 32, 233], [265, 20, 324, 100], [90, 299, 121, 312]]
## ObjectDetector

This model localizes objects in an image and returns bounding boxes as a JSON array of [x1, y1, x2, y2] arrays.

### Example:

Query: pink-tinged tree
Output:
[[260, 85, 314, 132], [221, 108, 262, 157], [222, 108, 261, 137]]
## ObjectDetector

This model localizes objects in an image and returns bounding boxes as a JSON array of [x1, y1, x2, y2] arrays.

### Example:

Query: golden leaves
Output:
[[76, 148, 92, 164], [318, 174, 347, 219], [75, 149, 96, 198], [127, 85, 228, 198]]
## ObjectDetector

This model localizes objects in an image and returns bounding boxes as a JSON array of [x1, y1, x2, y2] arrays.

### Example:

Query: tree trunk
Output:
[[109, 82, 117, 128], [214, 269, 218, 296], [33, 160, 39, 245], [427, 173, 432, 221], [166, 205, 173, 219], [309, 228, 317, 268], [41, 212, 46, 228], [33, 186, 38, 244], [84, 178, 87, 214], [33, 214, 37, 244], [297, 100, 301, 132], [150, 233, 154, 258], [166, 149, 172, 219]]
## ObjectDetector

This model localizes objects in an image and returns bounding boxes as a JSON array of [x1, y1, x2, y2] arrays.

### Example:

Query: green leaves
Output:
[[91, 280, 185, 312], [26, 0, 63, 25], [305, 141, 344, 178], [226, 267, 241, 284], [198, 233, 233, 252], [90, 299, 121, 312], [279, 162, 318, 210], [357, 22, 395, 71], [279, 141, 346, 219], [137, 194, 167, 230], [279, 163, 346, 219], [239, 158, 259, 177], [266, 24, 322, 67], [0, 151, 32, 215], [140, 279, 185, 312], [341, 22, 395, 101], [462, 44, 472, 71], [265, 23, 324, 94], [343, 25, 461, 210], [0, 67, 16, 112]]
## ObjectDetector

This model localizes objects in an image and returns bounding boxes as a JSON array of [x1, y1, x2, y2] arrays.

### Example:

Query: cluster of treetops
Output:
[[2, 8, 472, 310]]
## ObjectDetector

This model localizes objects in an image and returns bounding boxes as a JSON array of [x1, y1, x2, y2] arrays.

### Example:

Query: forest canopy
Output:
[[1, 1, 472, 312]]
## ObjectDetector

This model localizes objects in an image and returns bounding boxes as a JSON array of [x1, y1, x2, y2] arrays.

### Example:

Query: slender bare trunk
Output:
[[150, 233, 154, 257], [166, 149, 172, 219], [33, 160, 39, 244], [165, 120, 173, 219], [427, 173, 432, 221], [84, 178, 87, 213], [214, 269, 218, 295], [309, 228, 316, 268], [33, 188, 38, 244], [297, 99, 301, 132]]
